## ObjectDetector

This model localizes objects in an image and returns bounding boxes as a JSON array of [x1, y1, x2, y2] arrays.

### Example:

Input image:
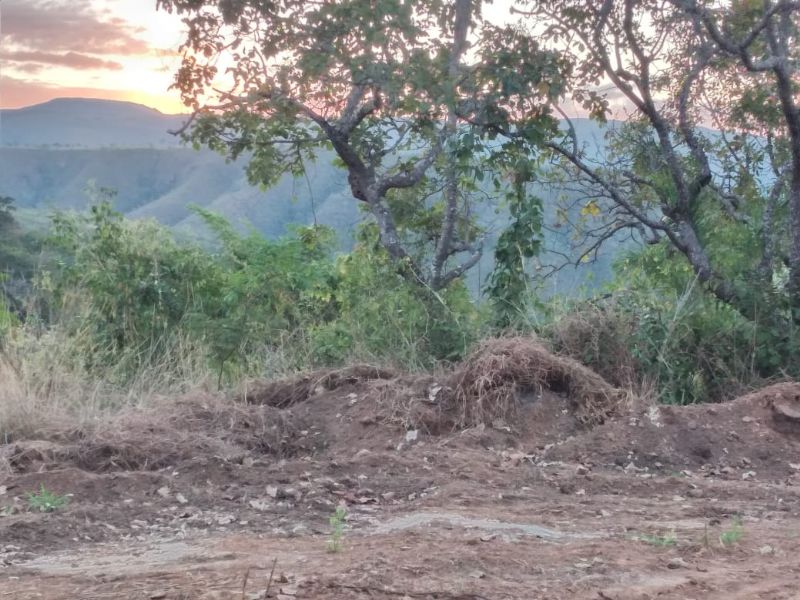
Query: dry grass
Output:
[[444, 336, 629, 429], [543, 302, 640, 389], [2, 392, 313, 474], [240, 364, 398, 407]]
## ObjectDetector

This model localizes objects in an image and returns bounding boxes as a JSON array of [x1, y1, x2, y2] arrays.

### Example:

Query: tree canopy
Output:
[[157, 0, 566, 292]]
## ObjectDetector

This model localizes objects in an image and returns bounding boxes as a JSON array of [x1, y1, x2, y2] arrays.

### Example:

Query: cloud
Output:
[[1, 50, 123, 71], [2, 0, 150, 57]]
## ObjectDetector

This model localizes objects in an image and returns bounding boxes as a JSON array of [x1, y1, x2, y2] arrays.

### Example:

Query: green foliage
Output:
[[719, 516, 744, 547], [27, 485, 70, 513], [487, 181, 544, 327], [38, 202, 476, 383], [157, 0, 563, 289], [636, 530, 678, 547], [543, 235, 800, 404], [47, 199, 222, 378], [0, 196, 43, 278], [327, 504, 347, 553]]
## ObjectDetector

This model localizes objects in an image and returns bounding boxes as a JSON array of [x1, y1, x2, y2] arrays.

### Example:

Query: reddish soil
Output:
[[3, 366, 800, 600]]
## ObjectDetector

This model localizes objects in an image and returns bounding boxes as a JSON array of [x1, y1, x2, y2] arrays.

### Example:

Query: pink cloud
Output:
[[1, 50, 123, 71], [2, 0, 151, 56]]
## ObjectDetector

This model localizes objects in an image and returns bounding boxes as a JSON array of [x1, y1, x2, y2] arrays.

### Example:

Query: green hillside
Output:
[[0, 99, 621, 295]]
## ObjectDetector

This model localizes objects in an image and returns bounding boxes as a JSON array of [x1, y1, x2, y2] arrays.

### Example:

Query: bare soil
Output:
[[3, 351, 800, 600]]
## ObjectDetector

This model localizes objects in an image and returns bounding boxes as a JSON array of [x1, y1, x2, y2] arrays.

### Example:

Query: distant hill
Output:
[[0, 98, 626, 295], [0, 98, 187, 148]]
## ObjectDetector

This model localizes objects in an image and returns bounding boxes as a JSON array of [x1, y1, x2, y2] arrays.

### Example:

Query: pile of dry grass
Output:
[[241, 364, 397, 407], [444, 336, 628, 429]]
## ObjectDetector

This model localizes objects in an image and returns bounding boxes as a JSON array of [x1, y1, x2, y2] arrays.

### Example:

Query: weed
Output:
[[719, 516, 744, 547], [636, 530, 677, 547], [327, 504, 347, 553], [27, 484, 69, 513]]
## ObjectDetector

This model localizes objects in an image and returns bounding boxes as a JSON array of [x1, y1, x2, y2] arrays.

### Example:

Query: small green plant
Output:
[[636, 530, 678, 547], [27, 484, 69, 513], [327, 505, 347, 553], [719, 516, 744, 547]]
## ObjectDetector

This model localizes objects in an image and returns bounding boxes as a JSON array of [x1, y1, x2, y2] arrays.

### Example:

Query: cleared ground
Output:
[[3, 340, 800, 599]]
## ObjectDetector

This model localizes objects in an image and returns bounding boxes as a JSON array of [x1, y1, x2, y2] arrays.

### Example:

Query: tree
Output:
[[675, 0, 800, 303], [157, 0, 564, 290], [522, 0, 798, 321]]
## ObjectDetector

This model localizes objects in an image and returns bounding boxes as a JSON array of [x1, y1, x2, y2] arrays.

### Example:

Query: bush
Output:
[[541, 241, 797, 404], [29, 203, 478, 387]]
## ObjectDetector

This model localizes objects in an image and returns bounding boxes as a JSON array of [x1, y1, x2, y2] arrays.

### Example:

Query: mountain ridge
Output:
[[0, 98, 622, 294]]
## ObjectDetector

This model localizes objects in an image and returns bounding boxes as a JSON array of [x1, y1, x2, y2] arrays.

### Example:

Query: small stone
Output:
[[742, 416, 754, 423], [249, 499, 270, 511], [559, 482, 577, 495], [468, 570, 486, 579], [156, 486, 170, 498], [667, 557, 688, 569], [576, 465, 590, 476], [266, 485, 280, 499], [758, 545, 774, 555], [354, 448, 371, 459], [405, 430, 419, 443], [741, 471, 756, 480], [175, 493, 188, 505]]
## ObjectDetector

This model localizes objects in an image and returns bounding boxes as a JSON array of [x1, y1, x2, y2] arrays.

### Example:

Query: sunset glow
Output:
[[1, 1, 530, 115], [1, 0, 189, 113]]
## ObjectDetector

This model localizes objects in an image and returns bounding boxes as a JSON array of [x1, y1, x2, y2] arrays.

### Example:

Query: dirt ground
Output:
[[3, 342, 800, 600]]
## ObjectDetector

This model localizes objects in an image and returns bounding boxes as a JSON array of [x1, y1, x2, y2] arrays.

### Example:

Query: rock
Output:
[[354, 448, 371, 460], [667, 557, 688, 569], [774, 401, 800, 421], [249, 499, 271, 511], [156, 486, 171, 498], [266, 485, 280, 499], [742, 416, 754, 423], [758, 544, 774, 555], [576, 465, 590, 476], [175, 493, 188, 505], [149, 593, 168, 599], [405, 430, 419, 443], [741, 471, 756, 480], [559, 482, 577, 495]]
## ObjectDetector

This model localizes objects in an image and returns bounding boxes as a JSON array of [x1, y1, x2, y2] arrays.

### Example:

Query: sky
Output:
[[1, 0, 188, 113], [0, 0, 541, 115]]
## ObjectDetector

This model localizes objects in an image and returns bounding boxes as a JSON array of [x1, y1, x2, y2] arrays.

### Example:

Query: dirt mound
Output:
[[443, 337, 628, 429], [241, 365, 397, 407], [547, 381, 800, 480], [3, 340, 632, 475], [1, 394, 318, 474]]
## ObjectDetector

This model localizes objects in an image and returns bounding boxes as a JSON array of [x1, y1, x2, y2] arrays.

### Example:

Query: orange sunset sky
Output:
[[1, 0, 189, 114], [1, 0, 544, 115]]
